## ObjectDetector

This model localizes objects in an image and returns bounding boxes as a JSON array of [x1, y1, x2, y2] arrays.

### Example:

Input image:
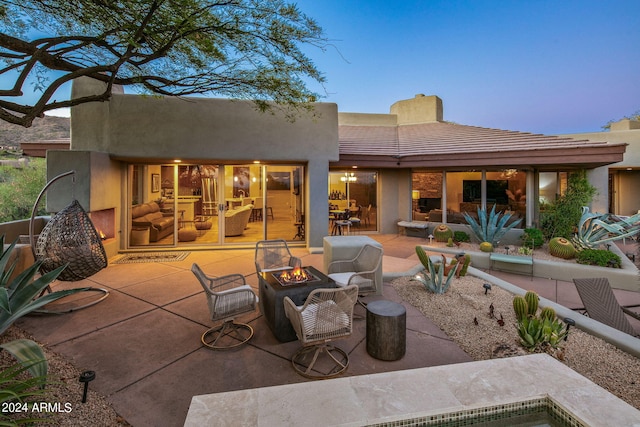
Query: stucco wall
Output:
[[71, 78, 339, 163], [65, 77, 338, 251], [563, 124, 640, 215]]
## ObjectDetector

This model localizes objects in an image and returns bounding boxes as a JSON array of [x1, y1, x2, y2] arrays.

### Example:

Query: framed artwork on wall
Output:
[[151, 174, 160, 193]]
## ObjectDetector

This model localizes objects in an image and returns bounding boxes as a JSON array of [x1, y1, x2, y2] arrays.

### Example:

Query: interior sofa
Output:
[[225, 204, 253, 237], [131, 202, 174, 242]]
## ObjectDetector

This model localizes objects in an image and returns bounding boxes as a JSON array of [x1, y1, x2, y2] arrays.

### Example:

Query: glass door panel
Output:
[[329, 171, 377, 232], [129, 164, 177, 247], [175, 164, 220, 245], [265, 165, 304, 241], [223, 164, 263, 244]]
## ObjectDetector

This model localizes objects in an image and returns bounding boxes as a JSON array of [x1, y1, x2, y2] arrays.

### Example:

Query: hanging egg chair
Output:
[[29, 170, 109, 312]]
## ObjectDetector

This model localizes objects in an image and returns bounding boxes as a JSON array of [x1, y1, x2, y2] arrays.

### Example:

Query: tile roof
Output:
[[337, 121, 626, 168]]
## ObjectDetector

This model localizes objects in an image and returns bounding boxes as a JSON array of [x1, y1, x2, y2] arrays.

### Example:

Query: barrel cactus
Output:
[[549, 237, 576, 259], [513, 295, 528, 321], [479, 241, 493, 252], [433, 224, 453, 242], [524, 291, 539, 316], [540, 306, 556, 321]]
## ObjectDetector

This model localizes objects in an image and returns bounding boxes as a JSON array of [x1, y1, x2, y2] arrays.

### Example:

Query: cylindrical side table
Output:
[[366, 300, 406, 361]]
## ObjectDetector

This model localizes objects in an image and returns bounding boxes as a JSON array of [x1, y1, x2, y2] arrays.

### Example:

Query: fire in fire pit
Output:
[[273, 266, 319, 286]]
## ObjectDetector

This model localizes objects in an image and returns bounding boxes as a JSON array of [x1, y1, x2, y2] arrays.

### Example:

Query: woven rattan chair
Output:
[[192, 263, 258, 349], [284, 285, 358, 379], [573, 277, 640, 337], [27, 170, 109, 313], [254, 239, 301, 273], [327, 244, 383, 302]]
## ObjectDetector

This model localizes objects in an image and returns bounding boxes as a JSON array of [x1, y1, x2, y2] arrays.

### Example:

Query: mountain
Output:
[[0, 116, 70, 148]]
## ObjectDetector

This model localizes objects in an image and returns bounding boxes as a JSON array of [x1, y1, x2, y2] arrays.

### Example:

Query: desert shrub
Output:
[[453, 231, 470, 242], [575, 248, 621, 268], [521, 228, 544, 249], [0, 158, 47, 222], [539, 170, 596, 240]]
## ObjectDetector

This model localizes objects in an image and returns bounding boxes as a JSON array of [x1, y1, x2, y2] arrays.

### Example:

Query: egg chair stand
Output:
[[29, 170, 109, 313]]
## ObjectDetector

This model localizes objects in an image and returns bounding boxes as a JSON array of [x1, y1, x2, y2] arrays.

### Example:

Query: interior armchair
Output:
[[327, 244, 383, 301], [191, 263, 258, 350], [254, 239, 302, 273], [284, 285, 358, 379]]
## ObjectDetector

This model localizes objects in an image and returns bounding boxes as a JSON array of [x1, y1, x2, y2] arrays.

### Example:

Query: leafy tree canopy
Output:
[[0, 0, 328, 127]]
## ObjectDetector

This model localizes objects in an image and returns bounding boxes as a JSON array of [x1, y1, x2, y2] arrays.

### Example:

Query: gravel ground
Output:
[[0, 327, 129, 426], [392, 273, 640, 410]]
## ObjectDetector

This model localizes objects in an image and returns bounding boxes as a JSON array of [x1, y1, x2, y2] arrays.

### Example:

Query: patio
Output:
[[14, 234, 640, 426]]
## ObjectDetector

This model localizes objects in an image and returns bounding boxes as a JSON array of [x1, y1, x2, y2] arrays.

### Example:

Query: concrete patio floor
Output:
[[15, 234, 640, 427]]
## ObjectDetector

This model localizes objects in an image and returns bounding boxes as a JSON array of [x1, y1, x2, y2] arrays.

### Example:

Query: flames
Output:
[[276, 266, 313, 285]]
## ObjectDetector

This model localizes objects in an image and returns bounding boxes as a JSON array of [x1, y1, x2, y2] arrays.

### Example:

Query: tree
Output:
[[0, 0, 327, 127], [539, 170, 597, 240]]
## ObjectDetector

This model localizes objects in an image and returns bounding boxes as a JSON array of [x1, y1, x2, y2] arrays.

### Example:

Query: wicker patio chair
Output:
[[573, 277, 640, 337], [192, 263, 258, 349], [284, 285, 358, 379], [327, 244, 383, 303], [254, 239, 301, 274], [27, 170, 109, 313]]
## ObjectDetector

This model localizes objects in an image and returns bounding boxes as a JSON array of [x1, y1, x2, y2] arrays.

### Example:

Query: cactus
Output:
[[540, 306, 556, 321], [459, 254, 471, 277], [446, 237, 454, 247], [524, 291, 539, 316], [433, 224, 453, 242], [479, 241, 493, 252], [415, 246, 430, 270], [513, 296, 528, 321], [549, 237, 576, 259]]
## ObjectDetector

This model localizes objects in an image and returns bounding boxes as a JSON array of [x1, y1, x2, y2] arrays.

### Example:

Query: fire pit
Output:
[[259, 265, 336, 342], [272, 266, 320, 286]]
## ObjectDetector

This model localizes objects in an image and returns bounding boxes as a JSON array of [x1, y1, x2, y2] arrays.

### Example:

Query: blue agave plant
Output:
[[572, 206, 640, 250], [462, 205, 522, 245]]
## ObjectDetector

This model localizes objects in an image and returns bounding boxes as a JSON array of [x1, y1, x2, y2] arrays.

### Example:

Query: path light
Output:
[[504, 245, 511, 255], [563, 317, 575, 341], [79, 370, 96, 403], [428, 234, 434, 244], [483, 283, 492, 295]]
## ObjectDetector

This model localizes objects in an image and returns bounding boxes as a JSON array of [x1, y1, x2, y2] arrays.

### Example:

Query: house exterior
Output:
[[561, 119, 640, 217], [46, 78, 627, 256]]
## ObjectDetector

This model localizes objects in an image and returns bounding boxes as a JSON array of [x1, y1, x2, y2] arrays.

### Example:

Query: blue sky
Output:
[[6, 0, 640, 135], [296, 0, 640, 134]]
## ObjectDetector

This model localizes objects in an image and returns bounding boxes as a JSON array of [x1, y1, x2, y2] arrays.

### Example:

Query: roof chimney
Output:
[[390, 94, 443, 125], [610, 119, 640, 131]]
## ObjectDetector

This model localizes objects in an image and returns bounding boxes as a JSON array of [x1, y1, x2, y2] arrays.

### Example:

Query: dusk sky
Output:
[[297, 0, 640, 135], [5, 0, 639, 136]]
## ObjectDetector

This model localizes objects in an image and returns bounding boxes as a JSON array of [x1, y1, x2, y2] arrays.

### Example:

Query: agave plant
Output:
[[462, 204, 522, 245], [1, 236, 89, 378], [572, 206, 640, 250], [412, 247, 457, 294]]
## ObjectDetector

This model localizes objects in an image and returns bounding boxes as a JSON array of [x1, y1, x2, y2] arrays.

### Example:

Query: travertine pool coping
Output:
[[184, 353, 640, 426]]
